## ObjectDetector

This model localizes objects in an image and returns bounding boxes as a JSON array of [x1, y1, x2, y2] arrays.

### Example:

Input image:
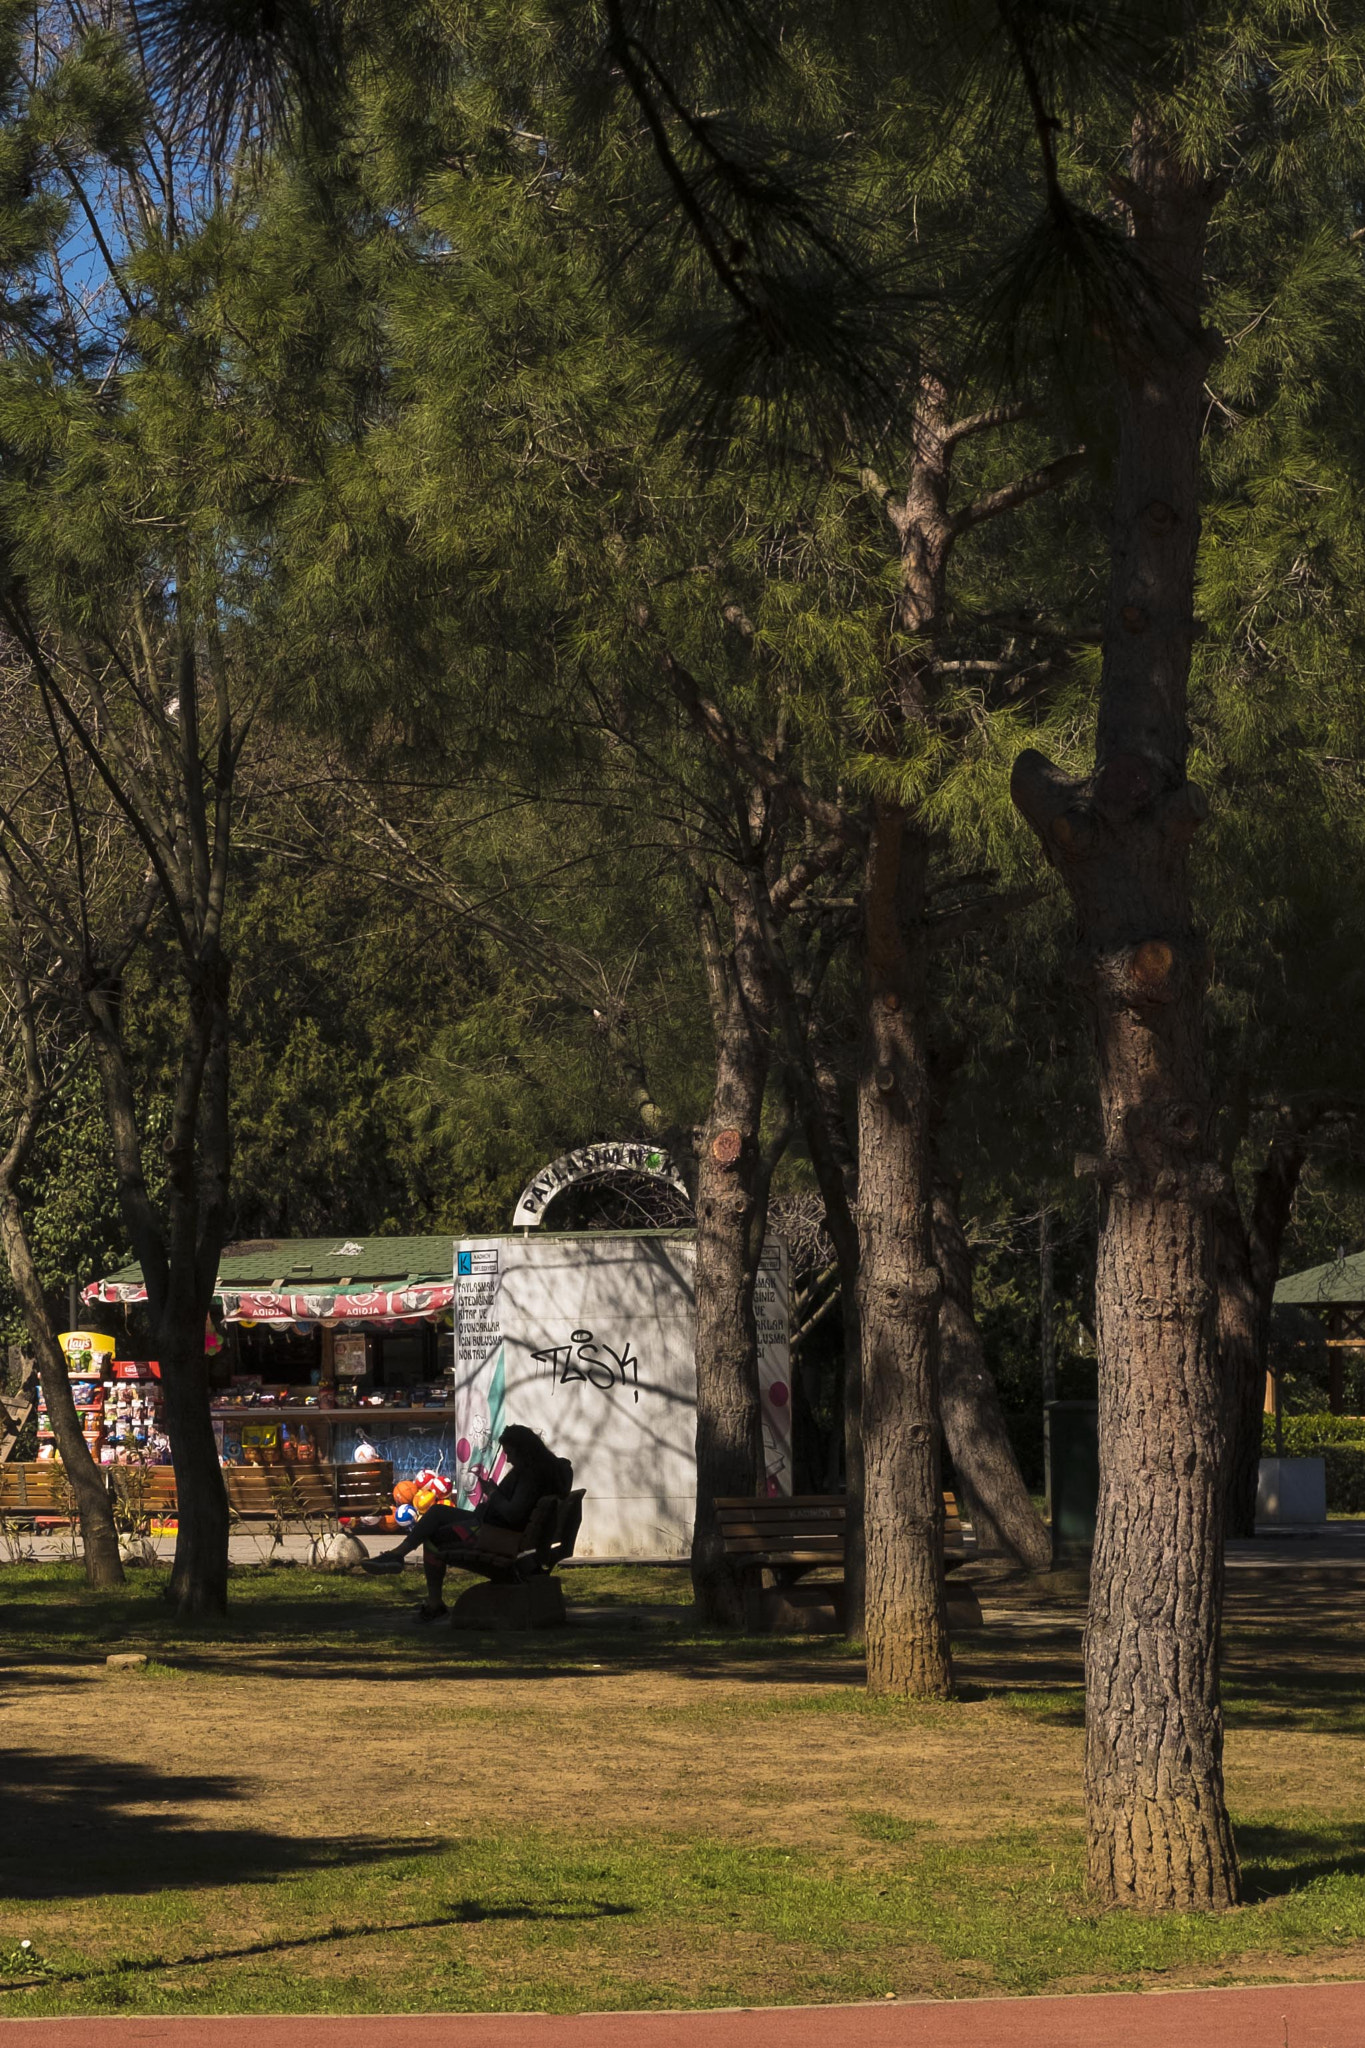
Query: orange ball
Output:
[[381, 1513, 399, 1532], [393, 1479, 418, 1505]]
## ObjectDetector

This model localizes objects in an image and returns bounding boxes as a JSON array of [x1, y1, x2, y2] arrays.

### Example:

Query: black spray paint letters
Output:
[[532, 1329, 641, 1402]]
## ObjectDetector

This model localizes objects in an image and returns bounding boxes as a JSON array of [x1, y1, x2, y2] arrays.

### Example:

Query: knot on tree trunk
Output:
[[866, 1267, 942, 1312], [1091, 934, 1208, 1008], [709, 1128, 744, 1168]]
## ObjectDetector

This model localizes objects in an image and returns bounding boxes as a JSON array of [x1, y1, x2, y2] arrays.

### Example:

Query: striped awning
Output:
[[82, 1278, 456, 1326]]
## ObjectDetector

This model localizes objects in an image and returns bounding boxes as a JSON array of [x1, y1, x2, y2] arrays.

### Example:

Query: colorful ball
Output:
[[425, 1473, 452, 1501], [394, 1502, 418, 1527], [412, 1486, 438, 1513], [393, 1479, 418, 1505]]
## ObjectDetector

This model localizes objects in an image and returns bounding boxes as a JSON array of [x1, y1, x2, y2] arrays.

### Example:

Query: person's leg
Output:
[[363, 1501, 466, 1572], [419, 1547, 448, 1620]]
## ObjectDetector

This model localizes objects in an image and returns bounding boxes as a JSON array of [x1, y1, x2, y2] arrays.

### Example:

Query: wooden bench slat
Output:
[[731, 1551, 850, 1567], [716, 1518, 846, 1536], [714, 1497, 849, 1511], [0, 1465, 74, 1514], [716, 1507, 847, 1523]]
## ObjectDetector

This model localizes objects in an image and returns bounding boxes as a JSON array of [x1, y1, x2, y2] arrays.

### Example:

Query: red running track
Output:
[[1, 1984, 1363, 2048]]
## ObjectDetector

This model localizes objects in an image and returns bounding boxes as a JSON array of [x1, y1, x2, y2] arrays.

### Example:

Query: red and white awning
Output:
[[82, 1279, 456, 1326], [223, 1285, 455, 1326]]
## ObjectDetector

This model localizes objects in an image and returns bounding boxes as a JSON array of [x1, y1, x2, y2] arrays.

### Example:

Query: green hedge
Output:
[[1262, 1412, 1365, 1512], [1322, 1449, 1365, 1513], [1263, 1411, 1365, 1453]]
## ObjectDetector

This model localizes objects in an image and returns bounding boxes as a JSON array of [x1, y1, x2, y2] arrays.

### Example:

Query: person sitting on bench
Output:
[[364, 1424, 572, 1621]]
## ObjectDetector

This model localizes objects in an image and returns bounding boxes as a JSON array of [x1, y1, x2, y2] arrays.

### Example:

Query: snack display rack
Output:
[[36, 1333, 169, 1470]]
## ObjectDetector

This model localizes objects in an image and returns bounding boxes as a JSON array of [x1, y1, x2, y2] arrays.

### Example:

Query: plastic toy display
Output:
[[371, 1462, 452, 1536], [36, 1344, 168, 1467]]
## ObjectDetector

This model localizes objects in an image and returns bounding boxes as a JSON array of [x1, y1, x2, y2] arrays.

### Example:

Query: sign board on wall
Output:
[[333, 1333, 367, 1378], [452, 1233, 791, 1558]]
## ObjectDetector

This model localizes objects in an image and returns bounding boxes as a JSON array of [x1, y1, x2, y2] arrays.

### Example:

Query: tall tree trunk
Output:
[[87, 952, 233, 1619], [859, 809, 950, 1696], [755, 901, 867, 1635], [0, 920, 122, 1589], [0, 1192, 124, 1587], [933, 1179, 1051, 1569], [1220, 1134, 1305, 1538], [1012, 129, 1239, 1908], [810, 1049, 865, 1636], [1214, 1197, 1259, 1540], [689, 879, 775, 1625], [675, 383, 1080, 1675], [159, 1319, 230, 1616]]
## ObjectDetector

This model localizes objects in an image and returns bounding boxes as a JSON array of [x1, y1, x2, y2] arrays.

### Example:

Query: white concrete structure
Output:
[[1256, 1455, 1328, 1528], [1268, 1449, 1326, 1531], [452, 1231, 791, 1557]]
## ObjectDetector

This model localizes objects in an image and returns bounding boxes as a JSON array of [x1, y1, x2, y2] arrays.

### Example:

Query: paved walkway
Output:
[[1, 1984, 1363, 2048]]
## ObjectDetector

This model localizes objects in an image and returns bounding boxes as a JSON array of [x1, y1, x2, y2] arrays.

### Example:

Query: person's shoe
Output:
[[415, 1601, 449, 1624], [359, 1555, 406, 1574]]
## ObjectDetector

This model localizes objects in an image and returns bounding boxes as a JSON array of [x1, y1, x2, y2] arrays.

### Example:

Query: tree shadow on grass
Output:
[[1, 1898, 637, 1991], [146, 1644, 871, 1689], [0, 1747, 446, 1902], [1237, 1819, 1365, 1900]]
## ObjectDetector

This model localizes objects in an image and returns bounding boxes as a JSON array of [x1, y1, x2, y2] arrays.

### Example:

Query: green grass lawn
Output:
[[1, 1557, 1363, 2016]]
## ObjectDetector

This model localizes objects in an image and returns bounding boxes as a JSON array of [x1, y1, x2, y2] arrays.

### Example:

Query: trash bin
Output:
[[1045, 1399, 1098, 1565]]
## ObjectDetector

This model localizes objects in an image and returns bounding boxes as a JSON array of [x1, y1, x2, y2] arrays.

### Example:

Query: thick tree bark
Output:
[[933, 1179, 1051, 1569], [0, 1192, 124, 1587], [689, 879, 775, 1625], [859, 808, 950, 1696], [1219, 1135, 1305, 1538], [1012, 130, 1238, 1908]]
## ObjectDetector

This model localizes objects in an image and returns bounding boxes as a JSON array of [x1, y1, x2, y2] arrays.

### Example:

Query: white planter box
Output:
[[1256, 1456, 1327, 1527]]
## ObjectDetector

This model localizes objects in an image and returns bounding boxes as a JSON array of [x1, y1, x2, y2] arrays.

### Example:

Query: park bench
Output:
[[715, 1492, 983, 1634], [109, 1461, 394, 1525], [433, 1487, 586, 1630], [0, 1462, 78, 1525]]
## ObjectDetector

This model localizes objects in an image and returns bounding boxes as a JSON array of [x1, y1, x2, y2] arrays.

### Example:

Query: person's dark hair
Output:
[[499, 1424, 572, 1498]]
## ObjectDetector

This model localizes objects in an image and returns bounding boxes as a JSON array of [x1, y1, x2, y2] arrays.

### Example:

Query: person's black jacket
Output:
[[478, 1453, 572, 1531]]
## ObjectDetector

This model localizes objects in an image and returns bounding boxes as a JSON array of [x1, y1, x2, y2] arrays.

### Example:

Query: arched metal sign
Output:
[[511, 1142, 690, 1230]]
